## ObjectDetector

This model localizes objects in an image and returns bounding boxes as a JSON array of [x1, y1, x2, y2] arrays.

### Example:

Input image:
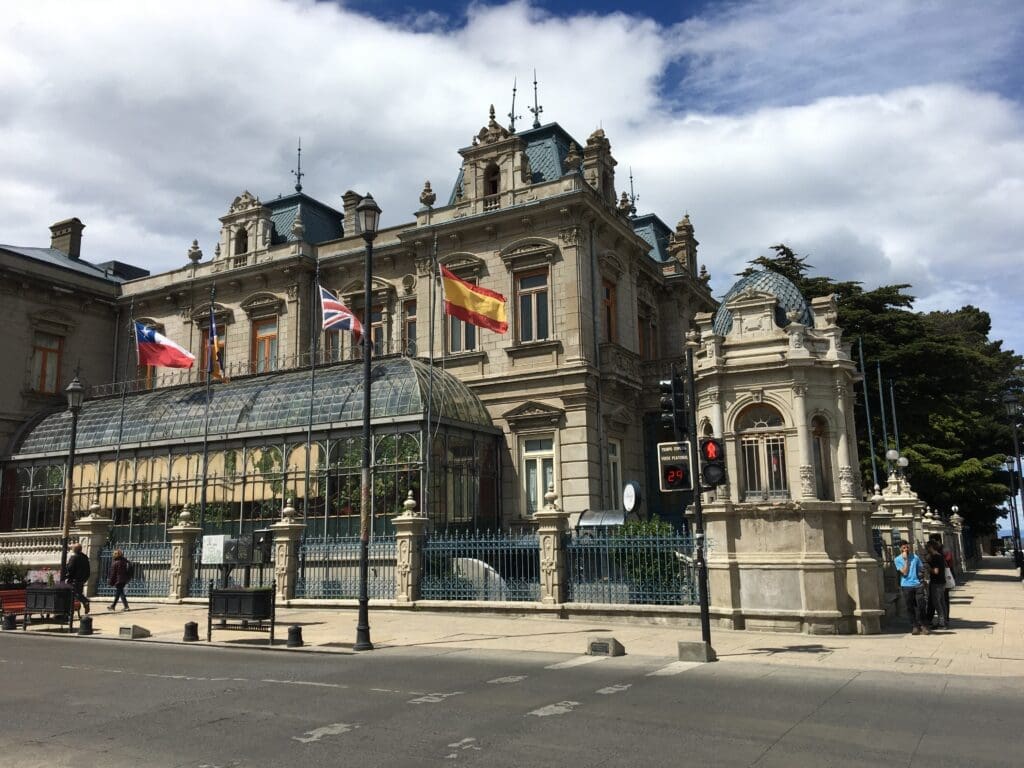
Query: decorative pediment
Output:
[[440, 252, 486, 278], [474, 105, 511, 146], [190, 302, 233, 326], [603, 405, 632, 433], [338, 277, 396, 302], [502, 401, 565, 430], [598, 252, 624, 280], [240, 291, 284, 319], [228, 191, 261, 214], [29, 309, 75, 335], [499, 237, 559, 270]]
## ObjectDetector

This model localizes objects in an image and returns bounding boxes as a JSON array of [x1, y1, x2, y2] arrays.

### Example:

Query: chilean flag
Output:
[[319, 284, 362, 342], [135, 322, 195, 368]]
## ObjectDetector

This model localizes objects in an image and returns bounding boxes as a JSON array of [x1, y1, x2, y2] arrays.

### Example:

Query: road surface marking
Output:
[[262, 678, 346, 689], [527, 700, 581, 717], [647, 661, 702, 676], [545, 656, 606, 669], [596, 683, 632, 695], [444, 736, 483, 759], [409, 691, 464, 704], [292, 722, 359, 744], [488, 675, 527, 684]]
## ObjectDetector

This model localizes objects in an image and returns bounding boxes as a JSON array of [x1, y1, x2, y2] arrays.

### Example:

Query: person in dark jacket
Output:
[[107, 549, 130, 611], [63, 542, 91, 615]]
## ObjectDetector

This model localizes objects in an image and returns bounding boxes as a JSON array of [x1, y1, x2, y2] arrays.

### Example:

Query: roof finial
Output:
[[529, 69, 543, 129], [291, 138, 304, 193], [628, 167, 638, 218], [507, 76, 521, 133]]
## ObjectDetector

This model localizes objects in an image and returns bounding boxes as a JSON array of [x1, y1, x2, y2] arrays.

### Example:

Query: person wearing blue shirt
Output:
[[894, 540, 928, 635]]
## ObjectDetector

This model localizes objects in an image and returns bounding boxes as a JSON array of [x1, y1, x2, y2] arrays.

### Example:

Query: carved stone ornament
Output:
[[228, 190, 261, 213], [402, 274, 416, 295], [563, 142, 583, 174], [503, 400, 565, 430], [187, 240, 203, 264], [799, 465, 816, 498], [839, 466, 855, 498], [792, 383, 808, 398], [476, 104, 511, 145], [558, 227, 579, 247], [419, 180, 436, 208]]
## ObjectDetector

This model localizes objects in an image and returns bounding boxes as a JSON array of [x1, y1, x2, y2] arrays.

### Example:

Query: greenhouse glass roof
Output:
[[13, 357, 496, 457]]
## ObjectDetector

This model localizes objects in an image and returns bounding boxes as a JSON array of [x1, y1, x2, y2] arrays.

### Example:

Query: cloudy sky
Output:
[[3, 0, 1023, 353]]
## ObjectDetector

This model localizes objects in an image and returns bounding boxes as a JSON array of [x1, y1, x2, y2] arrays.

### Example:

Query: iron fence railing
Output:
[[565, 531, 699, 605], [294, 536, 397, 599], [94, 542, 173, 599], [421, 530, 540, 601]]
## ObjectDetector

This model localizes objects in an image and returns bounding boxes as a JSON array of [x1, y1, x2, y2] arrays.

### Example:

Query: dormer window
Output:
[[234, 227, 249, 255], [483, 163, 500, 210]]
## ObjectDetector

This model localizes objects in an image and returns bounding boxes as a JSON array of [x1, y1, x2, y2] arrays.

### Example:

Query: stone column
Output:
[[792, 383, 813, 499], [271, 504, 306, 603], [834, 382, 855, 499], [393, 491, 426, 603], [535, 486, 569, 605], [73, 505, 113, 597], [950, 514, 966, 578], [168, 507, 202, 601]]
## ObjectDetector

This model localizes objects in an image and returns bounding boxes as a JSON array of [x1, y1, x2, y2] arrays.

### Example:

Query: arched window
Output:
[[736, 404, 788, 501], [235, 227, 249, 255], [484, 163, 500, 196], [811, 416, 834, 501]]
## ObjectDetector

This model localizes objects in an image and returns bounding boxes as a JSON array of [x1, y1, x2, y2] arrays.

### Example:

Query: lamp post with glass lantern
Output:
[[355, 193, 381, 651], [59, 374, 85, 579], [1002, 392, 1024, 577]]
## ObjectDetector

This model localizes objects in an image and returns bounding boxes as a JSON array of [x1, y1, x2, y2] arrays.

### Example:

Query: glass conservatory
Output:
[[0, 357, 502, 540]]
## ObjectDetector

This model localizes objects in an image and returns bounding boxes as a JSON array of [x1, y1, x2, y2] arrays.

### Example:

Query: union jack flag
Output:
[[319, 284, 362, 342]]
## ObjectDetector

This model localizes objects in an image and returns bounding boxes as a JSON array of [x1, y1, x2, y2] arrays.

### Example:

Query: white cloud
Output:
[[1, 0, 1022, 354]]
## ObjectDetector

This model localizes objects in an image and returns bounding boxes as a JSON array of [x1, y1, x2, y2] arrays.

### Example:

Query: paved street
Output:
[[2, 631, 1023, 768], [2, 556, 1023, 767]]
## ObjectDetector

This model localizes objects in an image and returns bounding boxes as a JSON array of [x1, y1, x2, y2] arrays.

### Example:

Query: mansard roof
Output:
[[265, 192, 344, 245], [712, 270, 814, 337], [12, 357, 496, 458], [630, 214, 672, 263]]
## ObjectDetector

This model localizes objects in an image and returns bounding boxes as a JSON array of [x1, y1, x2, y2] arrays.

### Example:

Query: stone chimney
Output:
[[50, 218, 85, 259], [341, 190, 363, 238]]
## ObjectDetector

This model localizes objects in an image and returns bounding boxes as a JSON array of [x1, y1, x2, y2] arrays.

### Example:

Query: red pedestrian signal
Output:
[[699, 437, 727, 488]]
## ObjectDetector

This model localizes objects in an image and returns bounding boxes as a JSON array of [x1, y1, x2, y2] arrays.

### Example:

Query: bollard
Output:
[[287, 625, 304, 648], [183, 621, 200, 642], [78, 615, 93, 636], [2, 613, 17, 631]]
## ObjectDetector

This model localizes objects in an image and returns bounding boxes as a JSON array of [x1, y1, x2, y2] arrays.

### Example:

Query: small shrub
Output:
[[0, 557, 29, 585]]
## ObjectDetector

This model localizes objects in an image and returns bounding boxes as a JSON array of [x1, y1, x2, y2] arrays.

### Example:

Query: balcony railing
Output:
[[89, 340, 418, 398]]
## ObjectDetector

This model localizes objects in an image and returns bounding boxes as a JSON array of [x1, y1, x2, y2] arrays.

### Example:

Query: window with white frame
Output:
[[515, 268, 549, 343], [522, 436, 554, 516], [737, 404, 789, 501]]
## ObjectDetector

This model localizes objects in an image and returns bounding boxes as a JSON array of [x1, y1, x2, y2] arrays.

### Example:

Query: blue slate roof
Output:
[[631, 214, 672, 263], [712, 270, 814, 336], [0, 245, 125, 284], [266, 193, 343, 245]]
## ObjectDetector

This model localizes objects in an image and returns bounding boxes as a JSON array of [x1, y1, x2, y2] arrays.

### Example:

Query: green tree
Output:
[[742, 245, 1022, 534]]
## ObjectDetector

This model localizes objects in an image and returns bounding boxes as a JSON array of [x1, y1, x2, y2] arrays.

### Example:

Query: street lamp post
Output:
[[59, 374, 85, 579], [1002, 392, 1024, 578], [355, 193, 381, 651]]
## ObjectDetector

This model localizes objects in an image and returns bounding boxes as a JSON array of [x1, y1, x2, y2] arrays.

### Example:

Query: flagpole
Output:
[[303, 258, 319, 543], [858, 338, 879, 492], [200, 284, 215, 532], [111, 297, 135, 540], [425, 231, 438, 523]]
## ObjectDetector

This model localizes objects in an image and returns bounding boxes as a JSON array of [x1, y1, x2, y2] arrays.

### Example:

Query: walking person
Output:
[[925, 541, 947, 629], [63, 542, 91, 616], [107, 549, 130, 611], [894, 540, 928, 635]]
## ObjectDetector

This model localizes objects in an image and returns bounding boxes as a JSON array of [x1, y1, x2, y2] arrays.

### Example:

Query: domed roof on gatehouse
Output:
[[712, 270, 813, 336]]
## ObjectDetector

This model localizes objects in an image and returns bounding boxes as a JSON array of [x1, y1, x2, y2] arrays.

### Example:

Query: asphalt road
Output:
[[1, 633, 1021, 768]]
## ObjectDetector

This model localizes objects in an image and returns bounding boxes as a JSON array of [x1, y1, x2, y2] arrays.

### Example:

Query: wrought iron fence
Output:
[[94, 542, 172, 599], [294, 536, 397, 599], [565, 530, 699, 605], [421, 530, 540, 601]]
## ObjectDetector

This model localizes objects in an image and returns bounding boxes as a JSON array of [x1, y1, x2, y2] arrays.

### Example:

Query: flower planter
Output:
[[207, 583, 276, 644]]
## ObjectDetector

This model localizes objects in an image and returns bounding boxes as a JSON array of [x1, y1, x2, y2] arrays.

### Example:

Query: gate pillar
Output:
[[393, 492, 426, 603], [168, 507, 202, 601], [535, 486, 568, 605]]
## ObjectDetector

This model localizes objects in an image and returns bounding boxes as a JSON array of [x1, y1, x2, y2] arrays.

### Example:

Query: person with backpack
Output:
[[107, 549, 131, 611]]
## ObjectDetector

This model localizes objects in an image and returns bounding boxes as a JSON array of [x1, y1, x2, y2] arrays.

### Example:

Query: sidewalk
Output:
[[7, 556, 1023, 677]]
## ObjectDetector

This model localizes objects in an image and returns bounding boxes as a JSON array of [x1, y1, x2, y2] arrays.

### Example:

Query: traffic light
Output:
[[658, 441, 692, 492], [699, 437, 727, 487], [659, 369, 687, 439]]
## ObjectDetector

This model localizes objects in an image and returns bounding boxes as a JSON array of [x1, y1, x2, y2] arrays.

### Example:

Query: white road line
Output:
[[487, 675, 528, 684], [545, 656, 606, 669], [409, 691, 464, 704], [595, 683, 632, 695], [646, 661, 702, 676], [444, 737, 483, 759], [262, 678, 346, 689], [292, 722, 359, 744], [527, 701, 581, 717]]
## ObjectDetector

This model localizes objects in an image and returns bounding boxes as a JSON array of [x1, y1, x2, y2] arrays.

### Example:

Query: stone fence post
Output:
[[393, 492, 426, 603], [73, 505, 113, 597], [271, 504, 306, 603], [534, 486, 569, 605], [168, 508, 202, 601]]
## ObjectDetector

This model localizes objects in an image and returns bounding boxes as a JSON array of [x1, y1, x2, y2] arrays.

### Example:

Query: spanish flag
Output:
[[440, 264, 508, 333]]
